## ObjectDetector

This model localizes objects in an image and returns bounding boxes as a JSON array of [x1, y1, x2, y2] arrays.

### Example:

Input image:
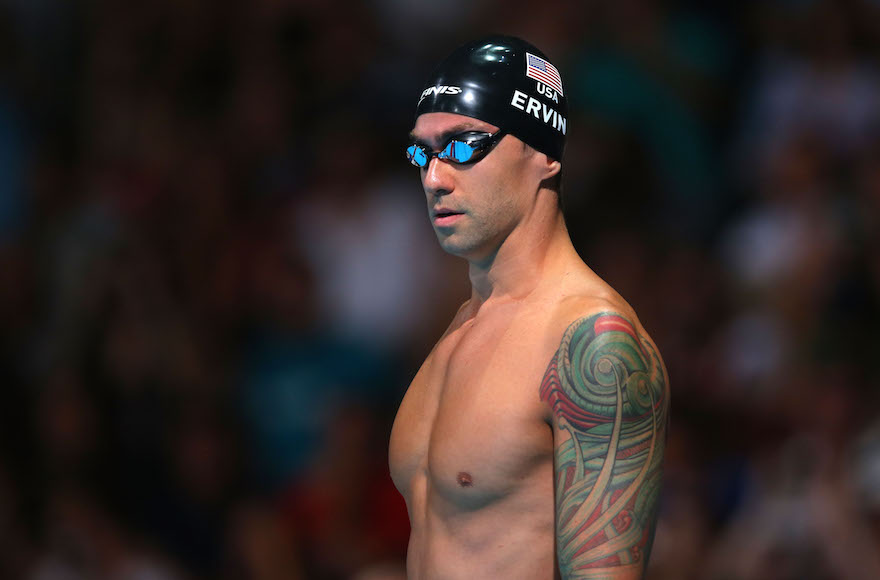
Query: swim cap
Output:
[[416, 35, 568, 161]]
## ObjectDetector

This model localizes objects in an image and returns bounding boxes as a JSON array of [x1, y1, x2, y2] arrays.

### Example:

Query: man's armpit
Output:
[[540, 312, 669, 577]]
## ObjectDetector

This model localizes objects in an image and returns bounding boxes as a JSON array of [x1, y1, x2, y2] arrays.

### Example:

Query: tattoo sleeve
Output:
[[541, 312, 669, 578]]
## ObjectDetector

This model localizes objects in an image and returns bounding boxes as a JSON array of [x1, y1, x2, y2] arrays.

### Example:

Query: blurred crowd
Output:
[[0, 0, 879, 579]]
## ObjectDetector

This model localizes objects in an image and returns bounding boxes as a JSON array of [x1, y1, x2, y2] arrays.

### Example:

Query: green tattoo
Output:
[[540, 312, 668, 578]]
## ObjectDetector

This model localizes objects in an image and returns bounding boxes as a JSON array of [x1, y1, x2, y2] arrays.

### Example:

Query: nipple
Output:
[[456, 472, 473, 487]]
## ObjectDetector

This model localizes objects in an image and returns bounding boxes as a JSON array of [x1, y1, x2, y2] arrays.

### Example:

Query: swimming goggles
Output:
[[406, 129, 507, 168]]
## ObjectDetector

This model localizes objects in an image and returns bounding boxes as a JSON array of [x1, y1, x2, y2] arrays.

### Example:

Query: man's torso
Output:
[[389, 276, 637, 579]]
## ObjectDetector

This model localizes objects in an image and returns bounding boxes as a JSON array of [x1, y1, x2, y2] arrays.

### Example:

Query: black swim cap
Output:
[[416, 35, 568, 161]]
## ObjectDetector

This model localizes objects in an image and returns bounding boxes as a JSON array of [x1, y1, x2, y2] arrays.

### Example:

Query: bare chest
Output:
[[389, 315, 554, 511]]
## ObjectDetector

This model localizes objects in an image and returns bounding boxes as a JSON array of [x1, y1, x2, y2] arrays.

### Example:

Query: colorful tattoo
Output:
[[541, 313, 668, 578]]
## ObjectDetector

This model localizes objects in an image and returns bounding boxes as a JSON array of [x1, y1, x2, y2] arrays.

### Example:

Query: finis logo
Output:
[[419, 85, 462, 104]]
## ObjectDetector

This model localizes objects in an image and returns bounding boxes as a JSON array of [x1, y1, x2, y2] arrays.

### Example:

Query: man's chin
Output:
[[437, 235, 495, 263], [436, 234, 477, 258]]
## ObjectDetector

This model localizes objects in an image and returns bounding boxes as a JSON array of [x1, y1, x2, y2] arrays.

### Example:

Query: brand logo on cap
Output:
[[419, 85, 463, 104]]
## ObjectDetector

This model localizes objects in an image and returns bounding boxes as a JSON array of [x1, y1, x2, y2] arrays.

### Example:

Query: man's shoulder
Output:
[[547, 290, 644, 342], [540, 291, 668, 395]]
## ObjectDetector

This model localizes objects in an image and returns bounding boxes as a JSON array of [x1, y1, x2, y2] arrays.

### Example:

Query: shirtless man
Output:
[[389, 36, 670, 579]]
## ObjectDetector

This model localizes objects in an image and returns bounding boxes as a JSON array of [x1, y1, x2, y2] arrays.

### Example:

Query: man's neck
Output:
[[467, 204, 577, 306]]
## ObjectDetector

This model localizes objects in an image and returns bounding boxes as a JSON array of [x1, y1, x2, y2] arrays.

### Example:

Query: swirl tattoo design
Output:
[[540, 313, 668, 577]]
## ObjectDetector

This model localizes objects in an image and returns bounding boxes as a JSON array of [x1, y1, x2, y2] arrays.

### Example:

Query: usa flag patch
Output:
[[525, 52, 564, 96]]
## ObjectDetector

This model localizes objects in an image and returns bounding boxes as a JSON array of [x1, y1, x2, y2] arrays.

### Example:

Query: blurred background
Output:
[[1, 0, 879, 578]]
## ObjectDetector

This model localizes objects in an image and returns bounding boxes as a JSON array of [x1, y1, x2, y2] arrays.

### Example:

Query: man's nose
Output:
[[422, 157, 454, 197]]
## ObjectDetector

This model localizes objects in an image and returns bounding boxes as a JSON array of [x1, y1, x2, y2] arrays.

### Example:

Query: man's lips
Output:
[[432, 208, 464, 226]]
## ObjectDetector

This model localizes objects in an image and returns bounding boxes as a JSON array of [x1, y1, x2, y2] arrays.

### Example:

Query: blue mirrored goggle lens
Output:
[[442, 140, 475, 163], [406, 144, 429, 167]]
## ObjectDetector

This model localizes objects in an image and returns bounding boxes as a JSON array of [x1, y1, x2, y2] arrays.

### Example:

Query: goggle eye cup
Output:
[[406, 144, 428, 168], [441, 140, 475, 163]]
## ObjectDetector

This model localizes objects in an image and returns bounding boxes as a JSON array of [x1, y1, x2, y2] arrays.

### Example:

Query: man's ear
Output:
[[523, 143, 561, 183], [542, 156, 561, 181]]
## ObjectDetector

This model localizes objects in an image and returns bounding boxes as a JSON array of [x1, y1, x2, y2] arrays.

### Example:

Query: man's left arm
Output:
[[541, 311, 670, 579]]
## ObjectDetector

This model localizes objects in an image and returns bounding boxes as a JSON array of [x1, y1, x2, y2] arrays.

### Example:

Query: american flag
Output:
[[526, 52, 564, 96]]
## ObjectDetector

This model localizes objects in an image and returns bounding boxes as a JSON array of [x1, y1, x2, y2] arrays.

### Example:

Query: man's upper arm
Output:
[[540, 311, 670, 579]]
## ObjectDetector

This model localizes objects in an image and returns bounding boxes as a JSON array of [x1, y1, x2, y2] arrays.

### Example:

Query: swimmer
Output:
[[389, 36, 670, 579]]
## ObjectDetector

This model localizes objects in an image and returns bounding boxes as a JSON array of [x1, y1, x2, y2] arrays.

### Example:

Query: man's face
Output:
[[409, 112, 542, 261]]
